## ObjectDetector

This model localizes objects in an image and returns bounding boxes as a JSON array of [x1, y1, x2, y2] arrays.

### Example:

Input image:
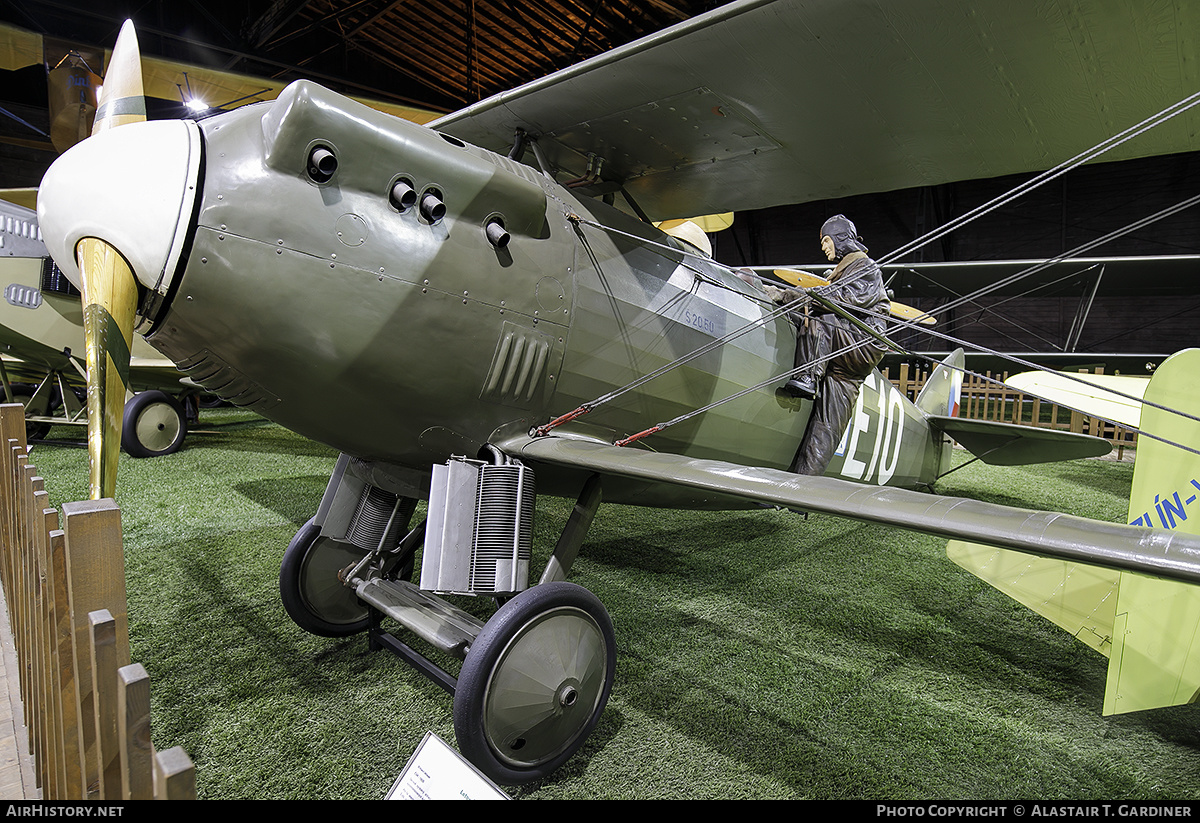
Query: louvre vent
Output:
[[480, 322, 557, 408], [174, 350, 281, 412], [4, 283, 41, 310]]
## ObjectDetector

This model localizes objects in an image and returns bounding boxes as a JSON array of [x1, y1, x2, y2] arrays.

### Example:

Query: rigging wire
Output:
[[616, 292, 1200, 459], [878, 90, 1200, 265], [905, 193, 1200, 323], [549, 187, 1200, 448], [875, 311, 1200, 459], [534, 214, 799, 436], [535, 92, 1200, 452]]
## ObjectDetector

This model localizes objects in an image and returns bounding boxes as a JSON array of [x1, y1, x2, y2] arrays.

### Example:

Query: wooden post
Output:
[[48, 526, 84, 798], [0, 406, 194, 800], [62, 502, 129, 800], [35, 498, 67, 800], [154, 747, 196, 800], [0, 405, 25, 601], [89, 610, 120, 800], [20, 465, 41, 789], [118, 664, 152, 800]]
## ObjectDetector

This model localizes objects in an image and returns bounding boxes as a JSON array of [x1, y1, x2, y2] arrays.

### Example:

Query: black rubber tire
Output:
[[279, 518, 371, 637], [121, 390, 187, 458], [453, 582, 616, 785]]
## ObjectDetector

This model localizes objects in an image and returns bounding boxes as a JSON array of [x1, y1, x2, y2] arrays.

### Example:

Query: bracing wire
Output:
[[878, 90, 1200, 265], [536, 92, 1200, 451], [553, 188, 1200, 448]]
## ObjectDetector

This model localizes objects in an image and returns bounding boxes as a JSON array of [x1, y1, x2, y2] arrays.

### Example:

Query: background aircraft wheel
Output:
[[121, 390, 187, 457], [453, 582, 615, 785], [279, 517, 370, 637], [7, 383, 51, 440]]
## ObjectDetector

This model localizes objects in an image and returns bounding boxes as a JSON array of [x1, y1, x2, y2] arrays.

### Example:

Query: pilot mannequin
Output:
[[768, 215, 890, 475]]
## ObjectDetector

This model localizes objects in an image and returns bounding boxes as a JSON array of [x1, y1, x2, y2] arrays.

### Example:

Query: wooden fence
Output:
[[0, 404, 195, 800], [884, 362, 1138, 460]]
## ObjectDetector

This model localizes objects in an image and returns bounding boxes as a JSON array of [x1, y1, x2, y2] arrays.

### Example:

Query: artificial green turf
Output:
[[24, 413, 1200, 799]]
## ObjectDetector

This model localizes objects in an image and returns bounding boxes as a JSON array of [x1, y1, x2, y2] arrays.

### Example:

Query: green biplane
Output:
[[32, 3, 1200, 784]]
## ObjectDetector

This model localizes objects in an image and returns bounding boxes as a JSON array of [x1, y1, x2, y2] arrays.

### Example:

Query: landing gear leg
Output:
[[280, 456, 421, 637], [539, 473, 602, 584], [284, 456, 616, 785]]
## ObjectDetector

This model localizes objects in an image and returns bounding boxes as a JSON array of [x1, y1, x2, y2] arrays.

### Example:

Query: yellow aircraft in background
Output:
[[1, 195, 194, 455]]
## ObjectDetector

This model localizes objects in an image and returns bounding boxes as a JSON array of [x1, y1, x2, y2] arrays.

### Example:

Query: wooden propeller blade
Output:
[[47, 55, 100, 153], [773, 268, 830, 289], [91, 20, 146, 136], [78, 238, 138, 499], [77, 19, 145, 499], [773, 268, 936, 325]]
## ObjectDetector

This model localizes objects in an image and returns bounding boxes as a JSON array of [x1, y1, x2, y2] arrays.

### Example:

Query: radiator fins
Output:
[[470, 463, 535, 593], [421, 458, 534, 596], [40, 257, 80, 297], [347, 484, 415, 552]]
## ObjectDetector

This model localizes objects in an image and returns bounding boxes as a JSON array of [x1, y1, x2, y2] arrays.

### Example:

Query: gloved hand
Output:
[[762, 284, 786, 303]]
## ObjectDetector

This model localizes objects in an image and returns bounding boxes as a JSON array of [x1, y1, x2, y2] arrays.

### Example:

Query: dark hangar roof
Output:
[[1, 0, 723, 113]]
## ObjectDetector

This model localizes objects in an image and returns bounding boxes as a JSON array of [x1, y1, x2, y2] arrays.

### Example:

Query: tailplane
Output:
[[919, 348, 1112, 468]]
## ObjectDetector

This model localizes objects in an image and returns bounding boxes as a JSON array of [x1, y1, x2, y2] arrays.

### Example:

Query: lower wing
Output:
[[495, 432, 1200, 589]]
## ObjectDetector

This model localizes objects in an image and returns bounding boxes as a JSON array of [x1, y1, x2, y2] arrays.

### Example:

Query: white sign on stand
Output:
[[386, 732, 511, 800]]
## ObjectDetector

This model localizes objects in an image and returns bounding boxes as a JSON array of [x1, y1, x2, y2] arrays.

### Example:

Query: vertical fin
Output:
[[916, 348, 963, 417], [1104, 348, 1200, 714], [917, 348, 963, 478]]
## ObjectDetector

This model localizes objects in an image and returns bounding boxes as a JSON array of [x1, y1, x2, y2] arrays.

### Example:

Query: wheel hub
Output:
[[557, 681, 580, 708]]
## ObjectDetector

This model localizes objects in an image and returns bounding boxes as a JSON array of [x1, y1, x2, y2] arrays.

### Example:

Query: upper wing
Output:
[[496, 433, 1200, 587], [433, 0, 1200, 221]]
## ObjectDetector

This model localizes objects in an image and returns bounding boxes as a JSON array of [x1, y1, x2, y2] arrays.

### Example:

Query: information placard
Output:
[[386, 732, 510, 800]]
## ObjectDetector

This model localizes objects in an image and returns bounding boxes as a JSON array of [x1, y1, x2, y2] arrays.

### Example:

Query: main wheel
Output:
[[279, 518, 370, 637], [122, 390, 187, 457], [453, 582, 616, 785]]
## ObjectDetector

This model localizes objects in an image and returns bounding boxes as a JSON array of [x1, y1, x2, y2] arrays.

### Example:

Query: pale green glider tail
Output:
[[947, 348, 1200, 714]]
